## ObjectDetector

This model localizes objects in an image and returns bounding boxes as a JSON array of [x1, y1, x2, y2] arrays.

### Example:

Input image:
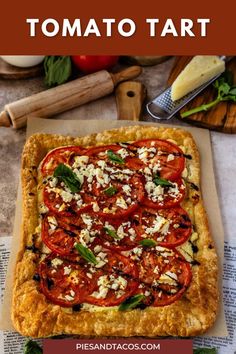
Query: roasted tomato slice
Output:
[[135, 207, 192, 248], [38, 254, 96, 307], [137, 248, 192, 307], [42, 213, 103, 256], [41, 146, 85, 176], [127, 139, 185, 181], [85, 252, 139, 306], [97, 218, 139, 251], [143, 178, 185, 209]]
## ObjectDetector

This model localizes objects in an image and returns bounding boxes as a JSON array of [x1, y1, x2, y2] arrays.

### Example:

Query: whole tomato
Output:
[[71, 55, 119, 74]]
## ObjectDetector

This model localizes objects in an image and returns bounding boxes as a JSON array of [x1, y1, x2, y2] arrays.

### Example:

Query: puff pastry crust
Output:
[[12, 125, 219, 338]]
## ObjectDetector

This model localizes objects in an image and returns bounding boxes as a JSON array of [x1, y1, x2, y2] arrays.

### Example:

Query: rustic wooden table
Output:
[[0, 58, 235, 244]]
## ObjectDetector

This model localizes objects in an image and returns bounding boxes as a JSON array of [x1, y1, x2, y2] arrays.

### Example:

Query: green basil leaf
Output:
[[153, 176, 173, 187], [107, 150, 125, 164], [54, 164, 81, 193], [193, 349, 217, 354], [139, 239, 157, 247], [75, 243, 98, 264], [103, 227, 119, 239], [104, 186, 118, 196], [119, 294, 146, 311], [229, 87, 236, 95], [44, 56, 72, 87], [24, 340, 42, 354]]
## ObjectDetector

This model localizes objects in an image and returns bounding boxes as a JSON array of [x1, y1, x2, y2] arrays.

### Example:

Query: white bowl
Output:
[[1, 55, 45, 68]]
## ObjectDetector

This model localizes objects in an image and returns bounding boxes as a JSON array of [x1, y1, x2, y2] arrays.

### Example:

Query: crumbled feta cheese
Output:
[[116, 196, 128, 209], [167, 154, 175, 162], [61, 191, 73, 203], [64, 266, 71, 275], [51, 258, 63, 268]]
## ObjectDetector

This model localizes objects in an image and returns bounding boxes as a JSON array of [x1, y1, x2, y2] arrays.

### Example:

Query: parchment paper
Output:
[[0, 117, 227, 337]]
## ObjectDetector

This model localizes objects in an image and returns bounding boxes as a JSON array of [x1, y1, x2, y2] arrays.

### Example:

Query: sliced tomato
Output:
[[137, 248, 192, 307], [97, 219, 139, 251], [143, 178, 185, 209], [127, 139, 185, 181], [38, 254, 96, 307], [41, 146, 85, 176], [135, 207, 192, 248], [85, 252, 139, 306], [95, 175, 145, 219], [86, 144, 132, 166], [41, 213, 103, 256]]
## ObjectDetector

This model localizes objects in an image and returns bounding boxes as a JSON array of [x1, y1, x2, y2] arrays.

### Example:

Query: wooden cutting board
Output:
[[0, 58, 43, 79], [168, 56, 236, 133]]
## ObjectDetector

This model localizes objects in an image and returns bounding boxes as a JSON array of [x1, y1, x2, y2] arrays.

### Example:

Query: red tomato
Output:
[[38, 254, 96, 307], [137, 249, 192, 307], [85, 252, 139, 306], [135, 207, 192, 248], [71, 56, 119, 74], [41, 213, 103, 256], [127, 139, 185, 181], [143, 178, 186, 209], [41, 146, 85, 176]]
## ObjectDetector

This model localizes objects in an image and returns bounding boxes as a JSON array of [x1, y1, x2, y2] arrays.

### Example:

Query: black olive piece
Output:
[[72, 304, 82, 312], [63, 229, 77, 237], [178, 223, 189, 229], [33, 273, 41, 282], [191, 244, 199, 253], [192, 260, 201, 266], [46, 278, 54, 290], [183, 154, 192, 160], [26, 245, 38, 253]]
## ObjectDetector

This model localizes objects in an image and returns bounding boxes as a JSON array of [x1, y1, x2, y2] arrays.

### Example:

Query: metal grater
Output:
[[146, 56, 230, 121]]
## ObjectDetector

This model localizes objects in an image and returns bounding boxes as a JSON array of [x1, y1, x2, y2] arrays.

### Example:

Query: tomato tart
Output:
[[12, 126, 219, 338]]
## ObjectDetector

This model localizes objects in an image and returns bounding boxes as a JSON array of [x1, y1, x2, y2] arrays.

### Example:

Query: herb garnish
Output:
[[107, 150, 125, 164], [119, 294, 146, 311], [75, 243, 98, 264], [104, 186, 118, 196], [193, 349, 217, 354], [181, 71, 236, 118], [44, 56, 72, 87], [153, 175, 173, 187], [103, 227, 119, 239], [139, 239, 157, 247], [54, 164, 81, 193], [24, 339, 42, 354]]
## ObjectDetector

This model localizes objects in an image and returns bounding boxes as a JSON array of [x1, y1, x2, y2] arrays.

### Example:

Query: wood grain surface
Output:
[[168, 56, 236, 133], [0, 58, 43, 79]]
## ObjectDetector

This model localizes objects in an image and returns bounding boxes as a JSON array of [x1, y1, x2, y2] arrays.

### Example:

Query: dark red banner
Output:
[[0, 0, 236, 54], [44, 339, 192, 354]]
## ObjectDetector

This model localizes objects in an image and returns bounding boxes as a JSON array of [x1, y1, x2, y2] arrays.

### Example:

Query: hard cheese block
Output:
[[171, 56, 225, 101]]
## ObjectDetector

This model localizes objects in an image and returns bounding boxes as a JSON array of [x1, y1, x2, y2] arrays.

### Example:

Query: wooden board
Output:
[[168, 56, 236, 133], [0, 58, 43, 79]]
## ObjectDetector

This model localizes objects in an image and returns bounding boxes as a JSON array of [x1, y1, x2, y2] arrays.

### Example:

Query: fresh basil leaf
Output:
[[54, 164, 81, 193], [44, 56, 72, 87], [119, 294, 146, 311], [153, 176, 173, 187], [104, 186, 118, 196], [107, 150, 125, 164], [229, 87, 236, 95], [24, 340, 42, 354], [139, 239, 157, 247], [103, 227, 119, 239], [193, 349, 217, 354], [75, 243, 98, 264]]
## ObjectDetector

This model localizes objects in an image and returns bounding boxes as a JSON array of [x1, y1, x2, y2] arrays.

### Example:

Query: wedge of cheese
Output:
[[171, 56, 225, 101]]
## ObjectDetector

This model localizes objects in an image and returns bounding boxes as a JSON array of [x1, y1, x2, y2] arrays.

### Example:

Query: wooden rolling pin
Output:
[[0, 66, 142, 129]]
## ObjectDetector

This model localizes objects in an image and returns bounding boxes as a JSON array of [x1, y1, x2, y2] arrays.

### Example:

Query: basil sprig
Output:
[[104, 186, 118, 196], [193, 349, 217, 354], [119, 294, 146, 311], [54, 164, 81, 193], [24, 340, 42, 354], [103, 227, 119, 239], [44, 56, 72, 87], [75, 243, 98, 265], [153, 175, 173, 188], [139, 239, 157, 247], [107, 150, 125, 164]]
